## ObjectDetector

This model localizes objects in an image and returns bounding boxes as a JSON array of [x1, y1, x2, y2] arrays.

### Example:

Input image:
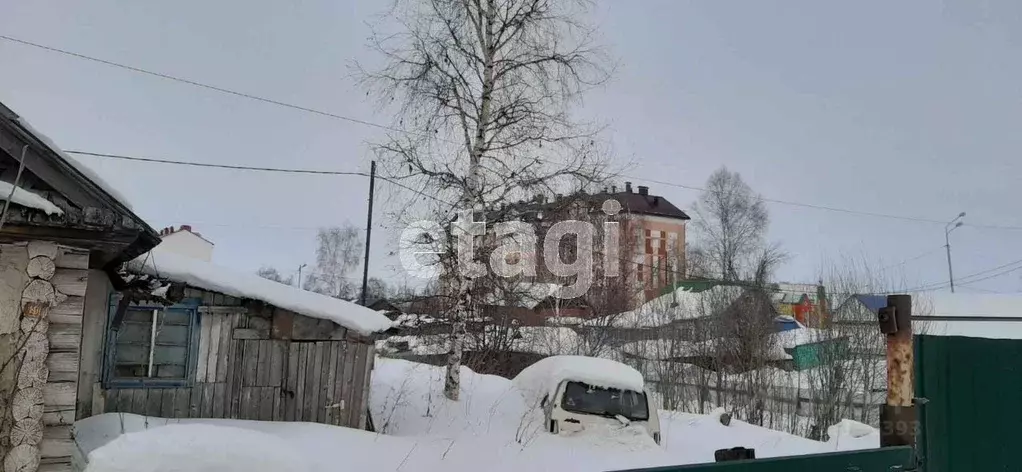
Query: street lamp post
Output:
[[945, 212, 965, 293]]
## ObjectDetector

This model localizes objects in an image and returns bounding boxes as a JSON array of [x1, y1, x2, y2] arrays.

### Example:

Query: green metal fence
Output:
[[609, 446, 915, 472], [916, 334, 1022, 471]]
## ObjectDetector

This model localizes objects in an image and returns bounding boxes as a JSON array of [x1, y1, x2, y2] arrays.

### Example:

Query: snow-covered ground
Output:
[[76, 357, 879, 471]]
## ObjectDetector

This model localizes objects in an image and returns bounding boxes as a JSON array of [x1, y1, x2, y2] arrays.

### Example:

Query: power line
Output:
[[66, 151, 370, 176], [0, 34, 403, 134], [8, 33, 1022, 231], [66, 150, 453, 206], [891, 258, 1022, 293], [70, 148, 1022, 231], [880, 245, 947, 271], [620, 174, 1022, 231]]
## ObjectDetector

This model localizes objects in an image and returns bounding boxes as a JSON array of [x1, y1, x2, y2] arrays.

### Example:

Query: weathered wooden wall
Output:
[[94, 289, 375, 430], [0, 241, 89, 472]]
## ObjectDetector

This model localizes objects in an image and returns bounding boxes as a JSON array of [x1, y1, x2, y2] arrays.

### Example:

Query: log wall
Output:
[[0, 242, 89, 472]]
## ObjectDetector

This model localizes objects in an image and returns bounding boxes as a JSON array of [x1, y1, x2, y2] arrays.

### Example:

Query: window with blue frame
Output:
[[105, 297, 199, 388]]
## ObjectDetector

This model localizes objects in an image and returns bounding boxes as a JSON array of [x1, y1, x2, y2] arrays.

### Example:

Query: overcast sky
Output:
[[2, 0, 1020, 294]]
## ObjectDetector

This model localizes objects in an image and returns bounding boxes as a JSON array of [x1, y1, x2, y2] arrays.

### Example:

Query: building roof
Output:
[[852, 294, 887, 314], [160, 225, 216, 246], [604, 190, 690, 220], [127, 244, 393, 335], [488, 186, 690, 223], [0, 101, 160, 266]]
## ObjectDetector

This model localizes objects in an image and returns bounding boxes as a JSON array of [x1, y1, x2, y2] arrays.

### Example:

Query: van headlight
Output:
[[653, 432, 661, 445]]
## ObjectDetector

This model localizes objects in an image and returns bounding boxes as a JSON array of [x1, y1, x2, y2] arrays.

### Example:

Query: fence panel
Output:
[[916, 334, 1022, 472], [609, 446, 915, 472]]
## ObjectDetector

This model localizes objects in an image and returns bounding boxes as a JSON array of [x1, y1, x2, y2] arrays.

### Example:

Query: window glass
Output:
[[560, 381, 649, 421], [109, 306, 195, 385]]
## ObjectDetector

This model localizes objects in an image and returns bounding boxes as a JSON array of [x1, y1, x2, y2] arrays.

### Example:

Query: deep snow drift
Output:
[[77, 357, 879, 471]]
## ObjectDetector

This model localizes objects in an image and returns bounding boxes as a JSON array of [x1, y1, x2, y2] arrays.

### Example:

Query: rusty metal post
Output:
[[880, 294, 917, 449]]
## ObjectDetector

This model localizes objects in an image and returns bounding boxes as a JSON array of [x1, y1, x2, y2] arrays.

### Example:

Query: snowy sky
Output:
[[2, 0, 1021, 293]]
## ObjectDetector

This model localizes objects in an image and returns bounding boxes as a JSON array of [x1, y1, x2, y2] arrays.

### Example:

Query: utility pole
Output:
[[944, 212, 965, 293], [297, 263, 307, 290], [359, 161, 376, 306]]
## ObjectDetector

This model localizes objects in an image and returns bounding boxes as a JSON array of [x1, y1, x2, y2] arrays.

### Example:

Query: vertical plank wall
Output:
[[100, 311, 375, 429], [39, 246, 90, 472]]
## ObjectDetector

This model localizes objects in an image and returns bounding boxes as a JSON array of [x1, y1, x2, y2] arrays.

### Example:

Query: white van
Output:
[[514, 356, 661, 445]]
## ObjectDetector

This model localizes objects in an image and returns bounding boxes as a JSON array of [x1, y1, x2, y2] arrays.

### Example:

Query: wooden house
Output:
[[0, 102, 161, 472], [0, 102, 393, 472], [83, 243, 393, 429]]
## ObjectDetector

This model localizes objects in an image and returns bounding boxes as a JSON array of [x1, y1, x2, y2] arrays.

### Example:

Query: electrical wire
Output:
[[886, 258, 1022, 293], [0, 34, 402, 134], [879, 245, 947, 271], [65, 151, 371, 176], [6, 33, 1020, 231]]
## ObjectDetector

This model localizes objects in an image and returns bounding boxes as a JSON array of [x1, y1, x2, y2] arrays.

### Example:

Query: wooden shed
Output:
[[79, 245, 393, 429]]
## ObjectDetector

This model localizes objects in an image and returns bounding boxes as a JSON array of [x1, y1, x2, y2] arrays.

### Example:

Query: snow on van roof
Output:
[[512, 356, 644, 405], [127, 245, 393, 335]]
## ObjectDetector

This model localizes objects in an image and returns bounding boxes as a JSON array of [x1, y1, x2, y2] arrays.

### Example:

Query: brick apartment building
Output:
[[491, 182, 691, 311]]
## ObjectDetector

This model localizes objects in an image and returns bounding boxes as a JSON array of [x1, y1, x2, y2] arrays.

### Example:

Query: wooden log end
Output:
[[22, 280, 57, 308], [12, 387, 44, 421], [27, 257, 56, 281], [27, 241, 59, 260], [11, 419, 44, 446], [20, 317, 49, 335], [3, 444, 41, 472]]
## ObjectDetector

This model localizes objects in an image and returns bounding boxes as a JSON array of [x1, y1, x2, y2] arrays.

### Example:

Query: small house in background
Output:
[[155, 225, 214, 262], [80, 231, 393, 430], [833, 294, 886, 326], [772, 283, 829, 327]]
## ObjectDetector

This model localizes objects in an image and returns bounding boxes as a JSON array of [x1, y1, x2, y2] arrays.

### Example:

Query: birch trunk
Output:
[[443, 0, 494, 402]]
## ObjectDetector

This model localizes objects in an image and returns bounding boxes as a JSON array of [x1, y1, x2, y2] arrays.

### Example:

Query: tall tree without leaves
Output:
[[691, 167, 774, 281], [306, 225, 363, 299], [362, 0, 612, 399], [257, 266, 295, 286]]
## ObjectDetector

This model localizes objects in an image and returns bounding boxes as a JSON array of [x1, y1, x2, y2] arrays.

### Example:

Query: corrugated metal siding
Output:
[[916, 335, 1022, 472]]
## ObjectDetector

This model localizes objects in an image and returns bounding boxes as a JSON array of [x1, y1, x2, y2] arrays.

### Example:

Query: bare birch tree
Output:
[[306, 225, 363, 299], [256, 266, 294, 286], [362, 0, 613, 399], [691, 167, 770, 281]]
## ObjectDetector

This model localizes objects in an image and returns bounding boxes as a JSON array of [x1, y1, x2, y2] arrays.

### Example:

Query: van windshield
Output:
[[560, 381, 649, 421]]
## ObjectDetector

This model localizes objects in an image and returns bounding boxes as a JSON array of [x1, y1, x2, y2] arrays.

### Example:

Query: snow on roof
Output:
[[604, 284, 745, 328], [0, 180, 64, 216], [16, 117, 135, 210], [127, 245, 392, 334], [916, 293, 1022, 339], [512, 355, 644, 405]]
